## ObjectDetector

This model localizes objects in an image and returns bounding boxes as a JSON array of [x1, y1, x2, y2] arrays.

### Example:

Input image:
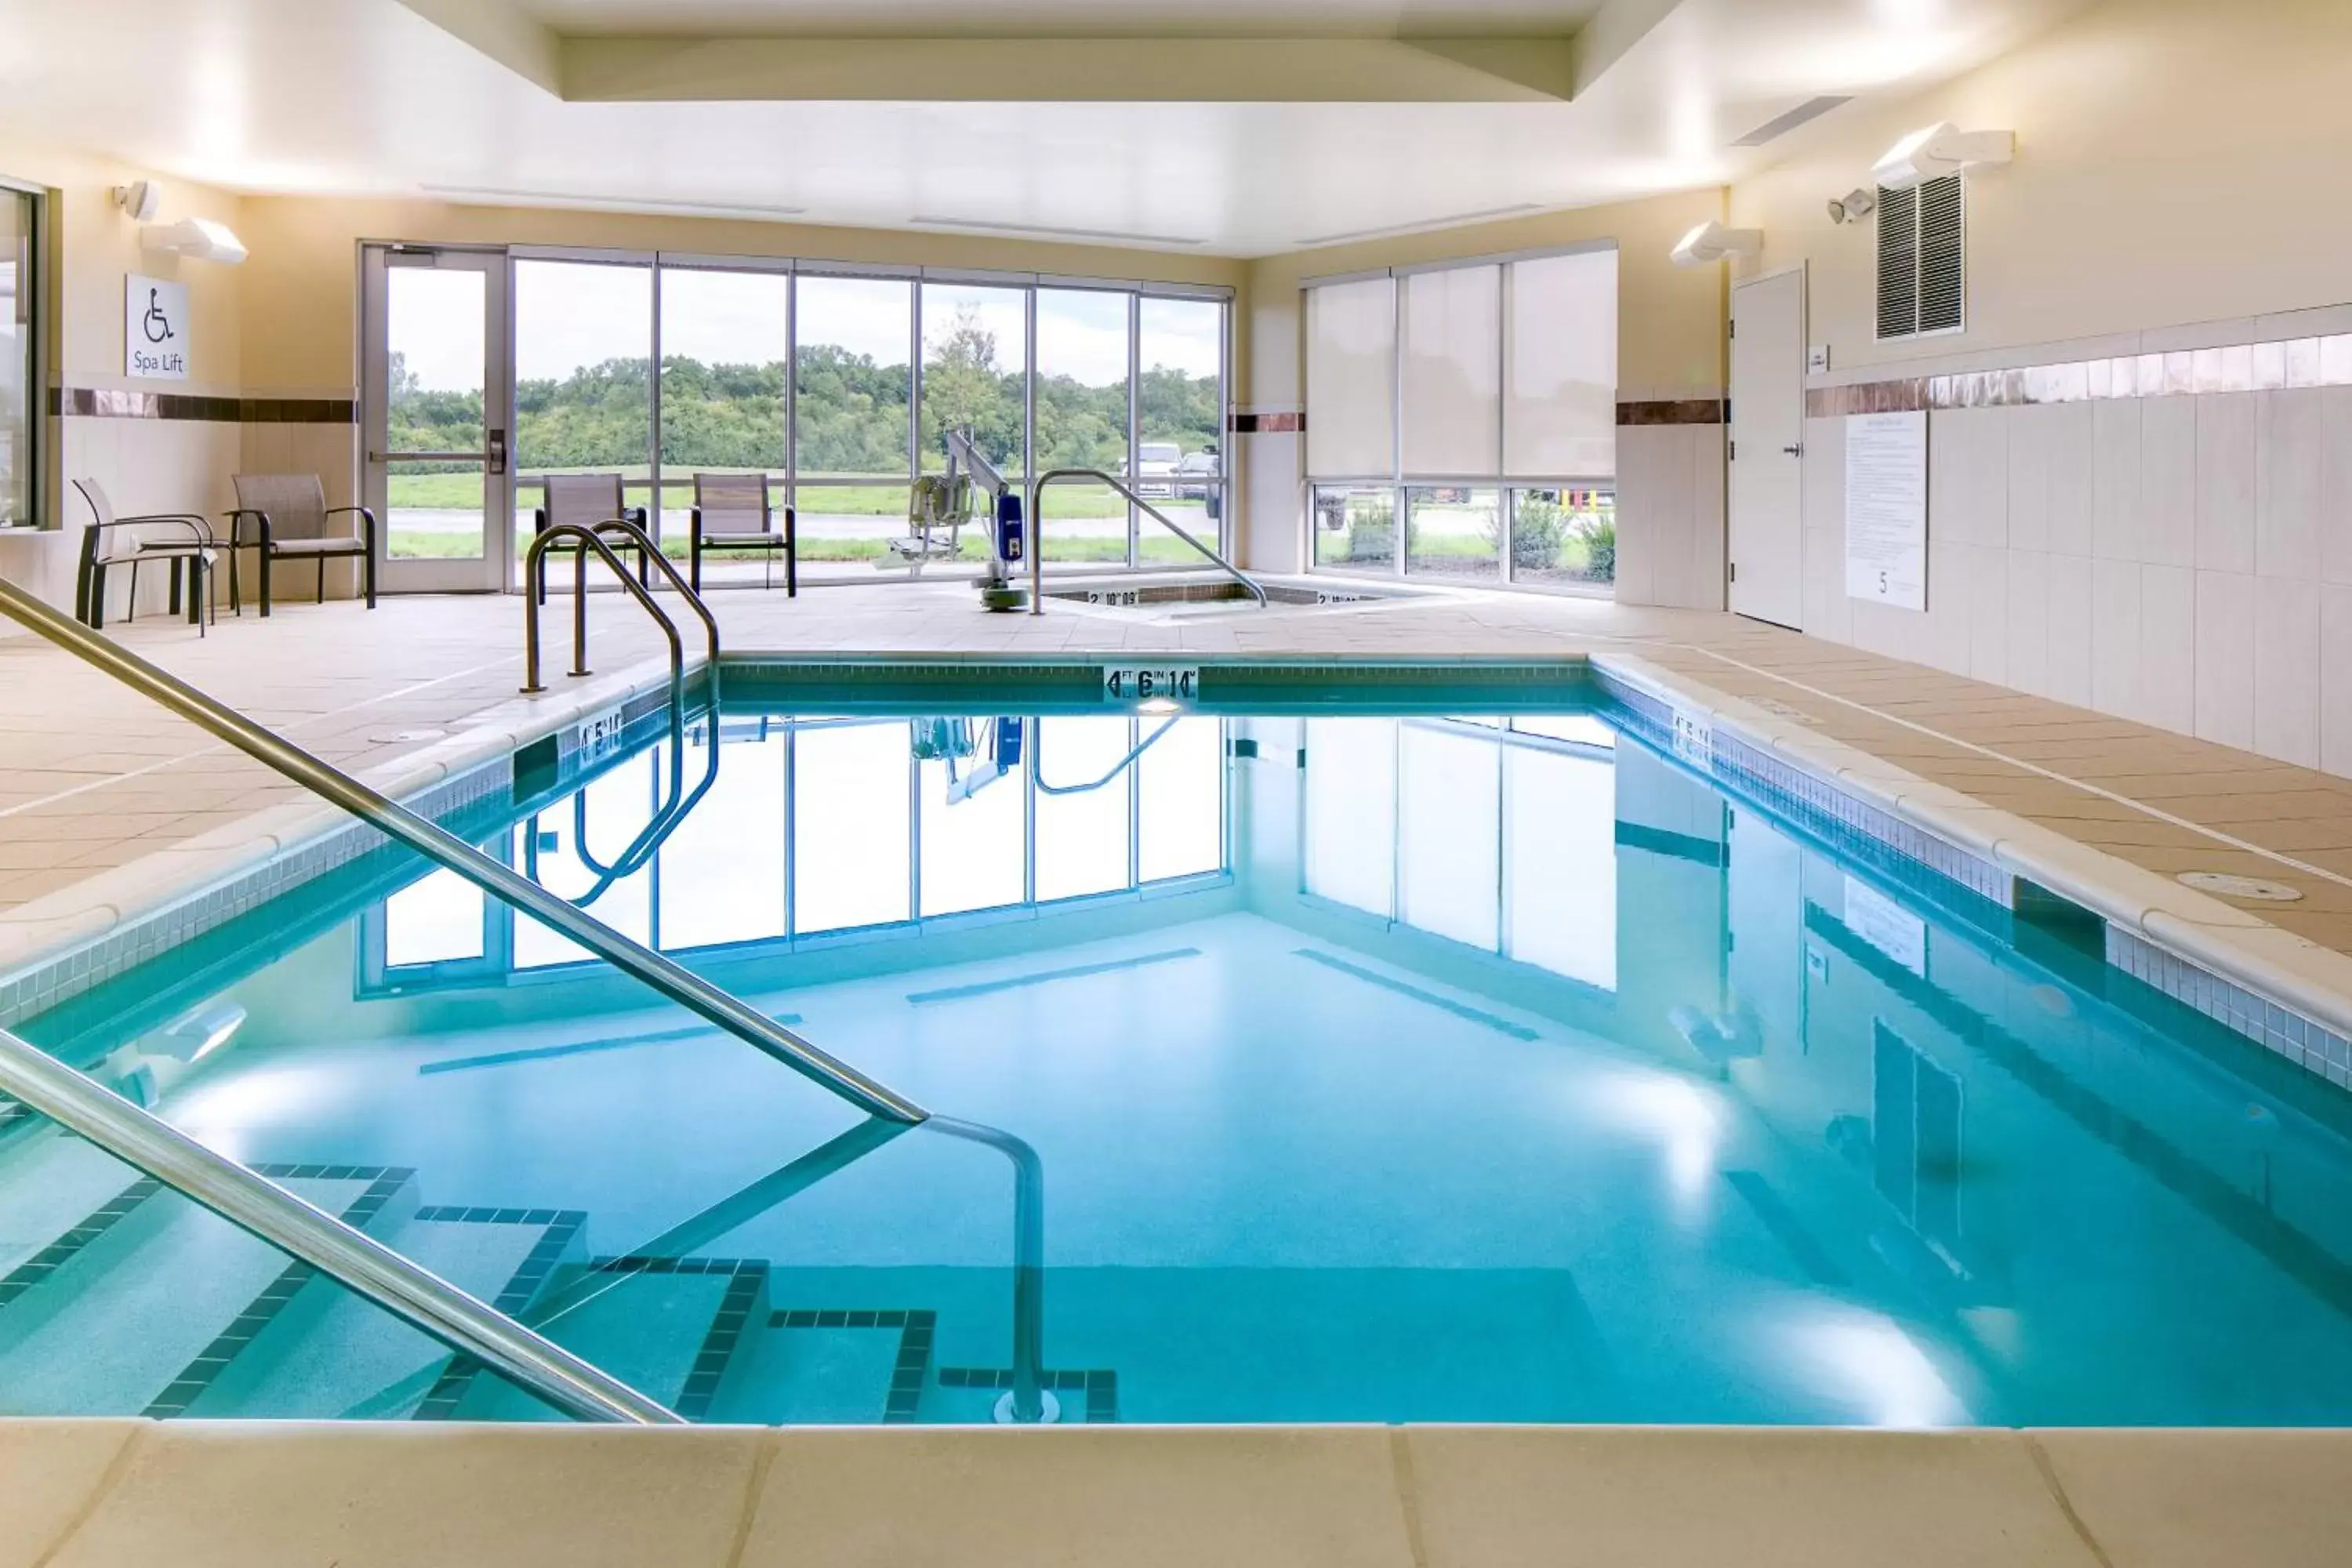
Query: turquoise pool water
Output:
[[11, 677, 2352, 1428]]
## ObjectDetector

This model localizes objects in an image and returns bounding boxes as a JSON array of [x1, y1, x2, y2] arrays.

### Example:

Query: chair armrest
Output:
[[623, 506, 648, 530], [532, 508, 549, 533], [224, 507, 274, 547], [89, 516, 214, 550], [325, 505, 377, 546]]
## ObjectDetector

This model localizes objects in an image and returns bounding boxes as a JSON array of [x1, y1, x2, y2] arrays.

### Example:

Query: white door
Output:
[[1729, 268, 1806, 629], [361, 246, 511, 593]]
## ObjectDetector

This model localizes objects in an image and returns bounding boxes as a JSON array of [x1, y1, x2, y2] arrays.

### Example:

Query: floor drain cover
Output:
[[2176, 871, 2303, 902]]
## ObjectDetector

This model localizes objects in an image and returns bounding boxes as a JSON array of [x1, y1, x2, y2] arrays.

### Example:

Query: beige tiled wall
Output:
[[1613, 422, 1726, 611], [1801, 383, 2352, 775]]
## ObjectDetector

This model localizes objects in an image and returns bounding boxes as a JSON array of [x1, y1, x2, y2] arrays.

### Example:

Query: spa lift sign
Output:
[[125, 275, 189, 380]]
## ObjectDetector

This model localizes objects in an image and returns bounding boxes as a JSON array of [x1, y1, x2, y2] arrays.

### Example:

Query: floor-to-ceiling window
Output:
[[657, 261, 791, 586], [510, 255, 655, 586], [793, 274, 914, 576], [0, 183, 41, 531], [1304, 244, 1617, 596], [1033, 288, 1132, 572]]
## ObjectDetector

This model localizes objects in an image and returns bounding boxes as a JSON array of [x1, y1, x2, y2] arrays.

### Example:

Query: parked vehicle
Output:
[[1175, 450, 1220, 499], [1135, 441, 1182, 496]]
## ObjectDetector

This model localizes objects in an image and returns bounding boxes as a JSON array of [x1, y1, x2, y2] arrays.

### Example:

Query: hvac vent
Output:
[[1731, 96, 1853, 147], [1875, 174, 1965, 340]]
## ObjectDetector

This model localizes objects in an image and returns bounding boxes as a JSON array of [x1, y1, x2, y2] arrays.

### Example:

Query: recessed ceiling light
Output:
[[908, 215, 1206, 247], [420, 184, 807, 220], [1292, 205, 1544, 249]]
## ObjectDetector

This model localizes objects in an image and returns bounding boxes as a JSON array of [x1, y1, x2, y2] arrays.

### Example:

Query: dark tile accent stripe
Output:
[[51, 387, 355, 423], [0, 1177, 163, 1308], [418, 1024, 744, 1076], [1614, 821, 1726, 867], [770, 1305, 938, 1422], [1617, 398, 1725, 426], [143, 1166, 416, 1418], [906, 947, 1201, 1005], [411, 1208, 587, 1421], [1293, 946, 1541, 1040], [939, 1364, 1119, 1424], [1805, 333, 2352, 419], [1230, 411, 1302, 434]]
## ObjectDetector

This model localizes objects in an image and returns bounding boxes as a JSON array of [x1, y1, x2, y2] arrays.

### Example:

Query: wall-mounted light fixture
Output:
[[140, 216, 248, 265], [1827, 187, 1876, 226], [111, 181, 162, 221], [1670, 220, 1763, 267], [1871, 122, 2014, 191]]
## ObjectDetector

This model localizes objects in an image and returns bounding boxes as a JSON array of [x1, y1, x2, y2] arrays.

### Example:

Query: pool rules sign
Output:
[[1845, 410, 1926, 610], [125, 274, 190, 381]]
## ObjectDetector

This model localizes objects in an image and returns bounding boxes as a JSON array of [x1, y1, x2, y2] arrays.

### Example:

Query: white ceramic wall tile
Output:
[[2195, 391, 2258, 575], [2091, 557, 2143, 722], [2005, 405, 2049, 554], [2140, 563, 2198, 735], [2323, 583, 2352, 776], [2044, 401, 2095, 559], [2005, 549, 2050, 697], [2254, 574, 2322, 768], [2190, 568, 2254, 748], [1610, 426, 1663, 605], [1686, 425, 1727, 612], [2091, 398, 2143, 564], [1929, 406, 2007, 549], [2257, 389, 2326, 582], [2045, 551, 2094, 707], [1803, 525, 1849, 642], [2139, 395, 2198, 568], [2321, 387, 2352, 586], [1965, 542, 2009, 688], [1923, 537, 1972, 675]]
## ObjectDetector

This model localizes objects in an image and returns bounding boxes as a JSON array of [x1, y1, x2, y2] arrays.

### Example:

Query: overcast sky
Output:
[[390, 258, 1219, 394]]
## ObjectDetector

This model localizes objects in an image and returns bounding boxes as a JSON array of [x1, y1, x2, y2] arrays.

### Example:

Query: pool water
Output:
[[12, 684, 2352, 1428]]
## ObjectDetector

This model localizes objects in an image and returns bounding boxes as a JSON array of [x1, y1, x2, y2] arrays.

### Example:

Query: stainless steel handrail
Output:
[[591, 519, 720, 669], [1033, 714, 1181, 797], [0, 575, 928, 1126], [1027, 468, 1266, 615], [522, 523, 683, 703], [0, 1023, 680, 1425]]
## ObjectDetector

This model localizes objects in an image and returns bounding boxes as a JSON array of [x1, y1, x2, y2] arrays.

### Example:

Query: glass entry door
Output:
[[361, 247, 510, 593]]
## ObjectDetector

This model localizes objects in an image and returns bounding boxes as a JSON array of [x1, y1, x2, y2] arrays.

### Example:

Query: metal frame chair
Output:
[[71, 478, 216, 635], [688, 472, 796, 593], [226, 473, 376, 617], [532, 473, 651, 604]]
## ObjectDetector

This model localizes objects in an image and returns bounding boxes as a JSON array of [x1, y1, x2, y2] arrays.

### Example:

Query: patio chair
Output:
[[688, 472, 795, 593], [227, 473, 376, 617], [72, 478, 217, 635], [531, 473, 652, 604]]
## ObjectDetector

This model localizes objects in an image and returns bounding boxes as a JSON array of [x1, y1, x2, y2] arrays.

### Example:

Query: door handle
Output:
[[488, 428, 509, 476], [1781, 444, 1804, 456]]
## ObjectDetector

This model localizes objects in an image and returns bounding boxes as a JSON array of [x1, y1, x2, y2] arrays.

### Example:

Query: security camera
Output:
[[140, 217, 249, 265], [111, 181, 162, 222], [1827, 187, 1876, 225], [1871, 123, 2014, 191], [1670, 220, 1763, 267]]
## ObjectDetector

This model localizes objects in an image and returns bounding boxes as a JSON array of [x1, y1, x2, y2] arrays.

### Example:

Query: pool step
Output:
[[0, 1156, 413, 1417], [433, 1256, 769, 1421], [175, 1203, 588, 1420]]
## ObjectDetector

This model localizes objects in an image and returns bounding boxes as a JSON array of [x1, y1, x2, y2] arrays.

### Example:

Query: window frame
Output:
[[0, 175, 50, 533]]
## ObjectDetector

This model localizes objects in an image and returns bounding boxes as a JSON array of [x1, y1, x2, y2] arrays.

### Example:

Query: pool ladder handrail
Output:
[[0, 1021, 681, 1425], [0, 573, 928, 1130], [1026, 468, 1267, 615], [521, 519, 721, 709]]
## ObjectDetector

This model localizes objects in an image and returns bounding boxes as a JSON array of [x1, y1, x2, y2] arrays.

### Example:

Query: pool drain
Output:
[[2176, 870, 2303, 902]]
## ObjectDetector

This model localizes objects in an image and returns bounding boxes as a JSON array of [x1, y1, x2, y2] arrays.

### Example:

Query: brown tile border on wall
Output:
[[1617, 398, 1725, 426], [1809, 334, 2352, 417], [50, 388, 356, 423]]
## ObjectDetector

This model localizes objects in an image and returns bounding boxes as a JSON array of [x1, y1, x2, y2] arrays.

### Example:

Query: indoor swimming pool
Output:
[[9, 672, 2352, 1430]]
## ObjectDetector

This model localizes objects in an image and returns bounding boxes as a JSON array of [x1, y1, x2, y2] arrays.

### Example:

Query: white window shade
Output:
[[1400, 265, 1501, 477], [1305, 277, 1397, 478], [1504, 249, 1618, 478]]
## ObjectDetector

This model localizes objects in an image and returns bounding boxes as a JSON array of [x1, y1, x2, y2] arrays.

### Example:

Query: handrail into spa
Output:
[[0, 1022, 681, 1425], [1027, 468, 1266, 616], [0, 575, 928, 1126], [521, 520, 720, 709]]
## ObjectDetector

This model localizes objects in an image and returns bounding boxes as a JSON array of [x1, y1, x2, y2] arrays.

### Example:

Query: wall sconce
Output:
[[140, 216, 248, 265], [1670, 220, 1763, 267], [1871, 122, 2015, 191]]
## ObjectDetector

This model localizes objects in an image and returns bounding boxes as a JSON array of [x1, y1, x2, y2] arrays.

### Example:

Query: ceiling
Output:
[[0, 0, 2083, 256]]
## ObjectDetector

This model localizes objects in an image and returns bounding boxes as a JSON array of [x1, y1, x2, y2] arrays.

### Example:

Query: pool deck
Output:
[[5, 1417, 2347, 1567]]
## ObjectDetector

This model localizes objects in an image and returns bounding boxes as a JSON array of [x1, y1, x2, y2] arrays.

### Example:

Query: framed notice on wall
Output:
[[125, 274, 189, 381], [1845, 410, 1927, 609]]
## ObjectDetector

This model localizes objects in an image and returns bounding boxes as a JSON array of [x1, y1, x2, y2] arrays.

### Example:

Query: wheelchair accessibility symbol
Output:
[[125, 274, 189, 380]]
